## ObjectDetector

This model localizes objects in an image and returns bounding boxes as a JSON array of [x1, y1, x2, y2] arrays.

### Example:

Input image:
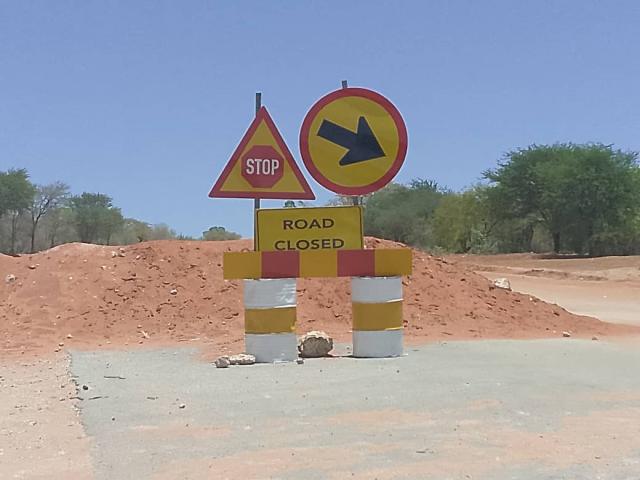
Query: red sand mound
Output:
[[1, 238, 637, 357]]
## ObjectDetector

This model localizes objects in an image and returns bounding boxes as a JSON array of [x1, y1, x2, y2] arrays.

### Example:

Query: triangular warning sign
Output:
[[209, 107, 315, 200]]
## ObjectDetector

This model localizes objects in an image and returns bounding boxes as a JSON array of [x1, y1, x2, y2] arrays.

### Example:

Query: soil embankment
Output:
[[2, 239, 637, 357]]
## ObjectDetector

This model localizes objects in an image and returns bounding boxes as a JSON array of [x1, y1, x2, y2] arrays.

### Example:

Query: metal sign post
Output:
[[254, 92, 261, 250], [341, 80, 359, 207]]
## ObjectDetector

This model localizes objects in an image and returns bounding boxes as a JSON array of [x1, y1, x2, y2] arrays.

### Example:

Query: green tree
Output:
[[41, 206, 77, 248], [326, 195, 368, 207], [201, 226, 241, 241], [282, 200, 311, 208], [116, 219, 152, 243], [103, 208, 125, 244], [432, 186, 496, 253], [27, 182, 69, 253], [484, 144, 640, 254], [363, 179, 445, 248], [149, 223, 177, 240], [112, 220, 180, 244], [0, 168, 36, 254], [69, 193, 124, 244]]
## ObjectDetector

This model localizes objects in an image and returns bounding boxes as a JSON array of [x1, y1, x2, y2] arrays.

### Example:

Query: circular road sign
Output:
[[299, 87, 408, 195]]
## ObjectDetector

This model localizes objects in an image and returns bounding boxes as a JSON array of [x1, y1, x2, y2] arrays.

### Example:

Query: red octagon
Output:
[[241, 145, 284, 188]]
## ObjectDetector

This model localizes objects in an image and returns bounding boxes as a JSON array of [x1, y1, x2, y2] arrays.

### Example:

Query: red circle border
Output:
[[299, 87, 408, 196]]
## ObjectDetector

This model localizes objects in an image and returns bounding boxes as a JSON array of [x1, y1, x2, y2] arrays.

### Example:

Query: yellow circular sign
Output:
[[300, 87, 408, 195]]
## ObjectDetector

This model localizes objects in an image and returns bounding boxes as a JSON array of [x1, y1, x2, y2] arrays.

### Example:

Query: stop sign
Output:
[[241, 145, 284, 188]]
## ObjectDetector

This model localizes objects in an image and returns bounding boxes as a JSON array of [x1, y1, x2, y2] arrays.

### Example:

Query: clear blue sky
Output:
[[2, 1, 639, 237]]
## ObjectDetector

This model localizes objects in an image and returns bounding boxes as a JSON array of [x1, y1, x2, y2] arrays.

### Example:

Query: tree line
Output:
[[0, 170, 240, 255], [3, 143, 639, 256], [359, 143, 640, 256]]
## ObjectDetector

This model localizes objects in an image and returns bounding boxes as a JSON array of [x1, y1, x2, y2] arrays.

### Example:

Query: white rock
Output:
[[562, 331, 572, 338], [493, 278, 511, 290], [298, 331, 334, 358], [5, 274, 16, 284], [169, 288, 178, 295], [214, 356, 230, 368], [228, 353, 256, 365]]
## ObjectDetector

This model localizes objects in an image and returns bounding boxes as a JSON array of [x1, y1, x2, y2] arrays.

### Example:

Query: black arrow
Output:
[[317, 116, 385, 166]]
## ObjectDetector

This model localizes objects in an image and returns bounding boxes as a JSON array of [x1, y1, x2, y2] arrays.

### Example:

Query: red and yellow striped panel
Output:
[[223, 249, 411, 279]]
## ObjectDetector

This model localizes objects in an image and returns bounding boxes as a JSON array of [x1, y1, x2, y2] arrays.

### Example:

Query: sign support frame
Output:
[[253, 92, 262, 251], [341, 79, 360, 208]]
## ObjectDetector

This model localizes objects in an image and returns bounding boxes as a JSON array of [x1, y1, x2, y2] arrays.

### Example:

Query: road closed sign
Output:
[[256, 206, 363, 252], [209, 107, 315, 200], [299, 87, 408, 196]]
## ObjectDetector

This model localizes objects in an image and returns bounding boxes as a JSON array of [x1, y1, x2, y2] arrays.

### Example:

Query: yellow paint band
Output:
[[352, 300, 403, 331], [224, 251, 261, 280], [244, 306, 296, 334], [299, 249, 338, 277], [374, 249, 412, 276]]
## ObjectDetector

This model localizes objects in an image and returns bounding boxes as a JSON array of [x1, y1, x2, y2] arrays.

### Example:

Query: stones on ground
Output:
[[592, 336, 599, 341], [298, 331, 334, 358], [493, 278, 511, 290], [296, 358, 304, 365], [228, 353, 255, 365], [5, 274, 16, 284], [562, 331, 572, 337], [179, 403, 186, 409], [214, 356, 230, 368], [169, 288, 178, 295], [215, 354, 255, 367]]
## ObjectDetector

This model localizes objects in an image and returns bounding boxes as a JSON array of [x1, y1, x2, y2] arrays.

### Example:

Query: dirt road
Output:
[[450, 253, 640, 326]]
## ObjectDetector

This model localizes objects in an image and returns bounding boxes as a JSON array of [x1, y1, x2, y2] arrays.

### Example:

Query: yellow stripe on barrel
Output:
[[244, 306, 297, 334], [352, 300, 403, 331]]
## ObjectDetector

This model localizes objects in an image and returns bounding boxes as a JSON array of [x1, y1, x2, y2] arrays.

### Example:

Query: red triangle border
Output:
[[209, 107, 315, 200]]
